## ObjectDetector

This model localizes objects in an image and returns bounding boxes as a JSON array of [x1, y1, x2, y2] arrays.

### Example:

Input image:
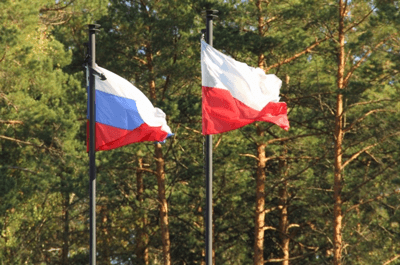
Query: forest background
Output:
[[1, 0, 400, 264]]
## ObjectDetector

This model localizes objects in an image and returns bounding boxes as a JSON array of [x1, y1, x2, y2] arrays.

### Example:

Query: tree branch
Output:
[[346, 99, 392, 110], [139, 0, 151, 17], [383, 254, 400, 265], [344, 8, 375, 33], [240, 153, 318, 163], [287, 223, 300, 229], [343, 35, 395, 86], [264, 254, 305, 263], [341, 142, 379, 170], [39, 0, 76, 12], [341, 132, 400, 169], [343, 165, 390, 203], [343, 109, 393, 133], [263, 226, 277, 231], [344, 190, 400, 215], [5, 166, 38, 174], [263, 205, 283, 215], [0, 135, 34, 146], [132, 55, 148, 66], [239, 153, 259, 160], [266, 132, 325, 145], [214, 134, 223, 150], [0, 120, 23, 125], [182, 125, 201, 134], [265, 36, 330, 72], [0, 49, 6, 63]]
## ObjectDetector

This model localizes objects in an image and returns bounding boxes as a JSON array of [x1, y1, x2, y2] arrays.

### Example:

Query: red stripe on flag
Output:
[[87, 121, 168, 151], [202, 86, 289, 135]]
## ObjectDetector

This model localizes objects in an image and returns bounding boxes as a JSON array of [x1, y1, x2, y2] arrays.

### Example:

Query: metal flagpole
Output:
[[88, 23, 100, 265], [204, 10, 218, 265]]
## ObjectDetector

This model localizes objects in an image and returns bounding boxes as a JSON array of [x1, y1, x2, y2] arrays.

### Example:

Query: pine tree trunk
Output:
[[279, 182, 289, 265], [254, 143, 266, 265], [254, 4, 266, 262], [100, 206, 111, 265], [334, 1, 346, 264], [146, 42, 157, 101], [61, 192, 69, 265], [333, 88, 344, 265], [155, 143, 171, 265], [201, 249, 206, 265], [213, 239, 216, 265], [136, 158, 149, 265], [146, 43, 171, 264], [256, 0, 265, 70]]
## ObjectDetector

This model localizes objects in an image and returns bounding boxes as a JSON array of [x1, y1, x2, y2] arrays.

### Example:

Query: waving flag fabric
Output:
[[87, 66, 172, 151], [201, 41, 289, 135]]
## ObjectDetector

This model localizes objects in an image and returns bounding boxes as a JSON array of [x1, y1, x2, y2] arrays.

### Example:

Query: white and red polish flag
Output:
[[201, 41, 289, 135]]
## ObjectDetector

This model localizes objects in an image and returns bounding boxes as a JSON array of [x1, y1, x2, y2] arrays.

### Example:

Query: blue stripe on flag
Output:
[[94, 90, 144, 130]]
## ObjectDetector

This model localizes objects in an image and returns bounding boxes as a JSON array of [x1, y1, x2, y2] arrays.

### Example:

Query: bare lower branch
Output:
[[265, 36, 330, 72], [263, 205, 283, 215], [266, 132, 325, 145], [0, 49, 6, 63], [264, 254, 305, 263], [344, 8, 375, 33], [39, 0, 76, 12], [346, 99, 392, 110], [102, 166, 157, 176], [265, 16, 277, 24], [0, 135, 34, 146], [288, 223, 300, 229], [343, 165, 390, 203], [306, 187, 334, 192], [263, 226, 277, 231], [0, 120, 23, 125], [132, 55, 148, 65], [214, 134, 223, 150], [342, 142, 379, 170], [383, 254, 400, 265], [5, 166, 38, 174], [241, 153, 318, 163], [343, 35, 395, 85], [47, 16, 72, 26], [239, 153, 259, 160], [344, 190, 400, 215], [343, 109, 393, 133], [182, 125, 201, 134], [342, 132, 400, 169], [139, 0, 151, 17]]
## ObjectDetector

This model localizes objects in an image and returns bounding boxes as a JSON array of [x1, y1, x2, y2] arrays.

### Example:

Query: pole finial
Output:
[[206, 10, 218, 15], [88, 24, 101, 32], [203, 9, 218, 19]]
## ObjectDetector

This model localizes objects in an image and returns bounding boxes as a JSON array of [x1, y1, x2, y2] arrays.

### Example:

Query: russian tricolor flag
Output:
[[201, 41, 289, 135], [87, 66, 172, 151]]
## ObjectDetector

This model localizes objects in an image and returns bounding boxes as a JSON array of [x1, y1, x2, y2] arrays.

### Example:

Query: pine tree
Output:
[[0, 0, 90, 264]]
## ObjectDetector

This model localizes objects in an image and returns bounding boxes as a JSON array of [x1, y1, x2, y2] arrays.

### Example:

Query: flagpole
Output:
[[204, 10, 218, 265], [88, 23, 100, 265]]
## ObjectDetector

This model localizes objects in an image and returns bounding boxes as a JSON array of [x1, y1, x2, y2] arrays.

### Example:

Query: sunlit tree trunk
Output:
[[279, 181, 289, 265], [254, 3, 266, 261], [100, 206, 111, 265], [136, 158, 149, 265], [333, 1, 346, 264], [146, 41, 171, 265], [254, 143, 266, 265], [155, 143, 171, 265], [61, 192, 69, 265]]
